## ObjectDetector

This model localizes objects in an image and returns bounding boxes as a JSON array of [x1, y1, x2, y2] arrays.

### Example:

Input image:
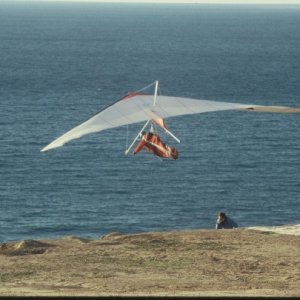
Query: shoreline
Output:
[[246, 223, 300, 236], [0, 226, 299, 296], [2, 223, 300, 244]]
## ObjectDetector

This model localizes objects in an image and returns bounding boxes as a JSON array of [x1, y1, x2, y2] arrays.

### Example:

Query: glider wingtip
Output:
[[41, 142, 65, 152], [40, 144, 56, 152]]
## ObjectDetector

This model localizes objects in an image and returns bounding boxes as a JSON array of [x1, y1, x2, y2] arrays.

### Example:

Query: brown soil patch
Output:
[[0, 228, 299, 296]]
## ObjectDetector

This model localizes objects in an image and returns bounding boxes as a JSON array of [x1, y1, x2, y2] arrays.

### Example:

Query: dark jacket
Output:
[[216, 216, 238, 229]]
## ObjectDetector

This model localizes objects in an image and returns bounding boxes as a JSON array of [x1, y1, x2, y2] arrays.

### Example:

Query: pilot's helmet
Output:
[[170, 147, 179, 160]]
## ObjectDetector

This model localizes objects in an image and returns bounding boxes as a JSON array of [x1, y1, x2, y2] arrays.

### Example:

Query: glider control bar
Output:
[[164, 128, 180, 143], [125, 120, 151, 155]]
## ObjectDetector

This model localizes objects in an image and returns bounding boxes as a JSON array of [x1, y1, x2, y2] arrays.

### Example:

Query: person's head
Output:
[[218, 212, 226, 223], [168, 146, 179, 160]]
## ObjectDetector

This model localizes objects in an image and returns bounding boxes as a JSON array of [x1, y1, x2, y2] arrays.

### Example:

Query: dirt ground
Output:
[[0, 228, 299, 296]]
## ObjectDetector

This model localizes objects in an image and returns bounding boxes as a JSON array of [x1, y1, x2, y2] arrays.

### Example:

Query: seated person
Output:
[[216, 212, 238, 229]]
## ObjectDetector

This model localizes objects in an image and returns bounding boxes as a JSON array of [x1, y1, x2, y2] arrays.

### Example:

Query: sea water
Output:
[[0, 2, 299, 242]]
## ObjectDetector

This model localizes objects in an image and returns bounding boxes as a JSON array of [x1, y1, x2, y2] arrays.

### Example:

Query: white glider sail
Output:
[[41, 81, 300, 152]]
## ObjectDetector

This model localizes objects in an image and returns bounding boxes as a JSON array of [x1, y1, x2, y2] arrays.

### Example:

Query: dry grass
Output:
[[0, 228, 299, 296]]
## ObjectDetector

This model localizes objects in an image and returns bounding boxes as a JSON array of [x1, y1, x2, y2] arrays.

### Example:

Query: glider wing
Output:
[[41, 94, 299, 152]]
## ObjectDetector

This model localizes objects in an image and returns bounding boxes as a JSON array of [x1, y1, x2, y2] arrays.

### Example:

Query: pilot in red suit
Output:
[[133, 131, 179, 160]]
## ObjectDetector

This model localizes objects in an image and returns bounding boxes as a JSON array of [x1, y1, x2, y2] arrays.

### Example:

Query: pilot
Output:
[[133, 131, 179, 160]]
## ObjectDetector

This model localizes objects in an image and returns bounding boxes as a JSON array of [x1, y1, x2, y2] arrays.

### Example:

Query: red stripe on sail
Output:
[[122, 92, 144, 100]]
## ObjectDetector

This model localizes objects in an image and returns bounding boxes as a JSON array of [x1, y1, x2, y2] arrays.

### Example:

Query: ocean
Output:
[[0, 2, 299, 242]]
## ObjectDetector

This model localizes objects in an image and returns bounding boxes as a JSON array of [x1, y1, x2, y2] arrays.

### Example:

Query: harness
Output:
[[142, 135, 171, 156]]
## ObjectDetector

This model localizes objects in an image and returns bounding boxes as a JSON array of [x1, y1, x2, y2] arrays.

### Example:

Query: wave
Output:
[[246, 223, 300, 236]]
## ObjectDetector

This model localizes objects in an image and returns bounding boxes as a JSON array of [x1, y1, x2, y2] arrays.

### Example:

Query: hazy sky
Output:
[[3, 0, 300, 4]]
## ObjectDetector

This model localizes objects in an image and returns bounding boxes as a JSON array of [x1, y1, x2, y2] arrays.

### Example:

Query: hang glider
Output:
[[41, 81, 300, 156]]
